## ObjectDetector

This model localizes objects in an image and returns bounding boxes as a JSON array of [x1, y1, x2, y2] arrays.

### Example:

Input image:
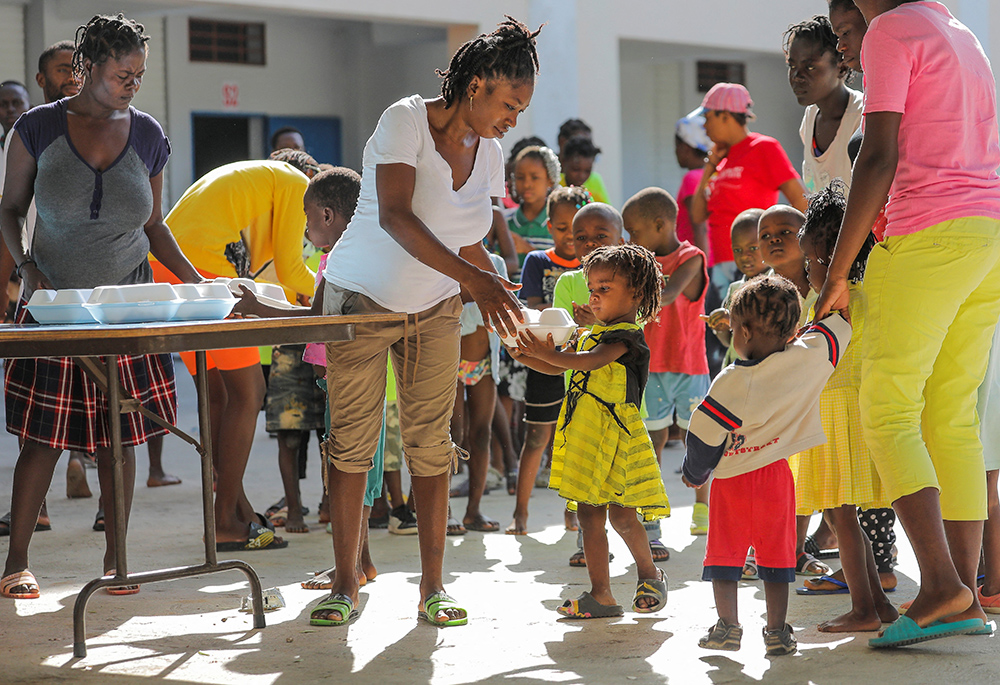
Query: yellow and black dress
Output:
[[550, 322, 670, 518]]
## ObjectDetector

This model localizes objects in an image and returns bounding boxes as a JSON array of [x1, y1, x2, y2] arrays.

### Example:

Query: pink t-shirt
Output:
[[676, 168, 703, 249], [861, 1, 1000, 237], [705, 133, 799, 267], [302, 253, 329, 366]]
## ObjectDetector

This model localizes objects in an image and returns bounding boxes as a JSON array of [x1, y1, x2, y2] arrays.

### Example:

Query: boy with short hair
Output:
[[682, 274, 851, 656], [624, 187, 709, 543]]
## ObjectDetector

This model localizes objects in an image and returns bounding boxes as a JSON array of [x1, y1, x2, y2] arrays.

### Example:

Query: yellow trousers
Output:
[[861, 217, 1000, 520]]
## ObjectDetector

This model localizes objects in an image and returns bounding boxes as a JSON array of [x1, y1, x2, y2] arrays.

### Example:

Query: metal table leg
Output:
[[72, 352, 265, 658]]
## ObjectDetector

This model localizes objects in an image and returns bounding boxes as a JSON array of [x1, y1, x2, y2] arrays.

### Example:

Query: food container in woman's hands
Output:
[[172, 282, 238, 321], [497, 307, 577, 347], [25, 289, 97, 324]]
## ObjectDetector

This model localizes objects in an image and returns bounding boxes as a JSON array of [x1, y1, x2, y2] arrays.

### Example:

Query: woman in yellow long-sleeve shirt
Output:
[[151, 157, 315, 550]]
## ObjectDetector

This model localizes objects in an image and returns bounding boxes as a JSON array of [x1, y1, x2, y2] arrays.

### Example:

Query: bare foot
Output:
[[146, 473, 182, 487], [564, 509, 579, 531], [906, 584, 976, 627], [361, 560, 377, 583], [876, 600, 899, 624], [463, 514, 500, 532], [505, 514, 528, 535], [66, 459, 92, 498], [284, 515, 310, 533], [817, 609, 884, 633]]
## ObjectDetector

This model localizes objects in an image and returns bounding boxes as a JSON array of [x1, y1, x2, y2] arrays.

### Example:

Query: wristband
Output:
[[15, 259, 35, 278]]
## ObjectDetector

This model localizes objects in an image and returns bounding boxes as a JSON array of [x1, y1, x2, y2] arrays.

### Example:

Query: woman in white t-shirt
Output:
[[784, 15, 862, 195], [309, 18, 541, 628]]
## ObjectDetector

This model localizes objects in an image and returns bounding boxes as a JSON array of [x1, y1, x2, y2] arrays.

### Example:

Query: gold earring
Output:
[[469, 94, 474, 111]]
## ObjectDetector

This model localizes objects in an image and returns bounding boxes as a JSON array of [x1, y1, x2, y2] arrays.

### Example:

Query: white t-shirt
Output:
[[799, 87, 863, 194], [682, 314, 852, 483], [323, 95, 505, 313]]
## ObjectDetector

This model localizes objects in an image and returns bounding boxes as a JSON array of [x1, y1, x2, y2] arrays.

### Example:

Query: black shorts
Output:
[[523, 368, 566, 424]]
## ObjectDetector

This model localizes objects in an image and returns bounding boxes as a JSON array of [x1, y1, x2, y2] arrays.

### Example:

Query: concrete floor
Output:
[[2, 363, 1000, 684]]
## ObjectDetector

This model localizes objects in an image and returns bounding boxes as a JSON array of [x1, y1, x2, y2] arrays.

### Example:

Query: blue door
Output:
[[267, 116, 342, 166]]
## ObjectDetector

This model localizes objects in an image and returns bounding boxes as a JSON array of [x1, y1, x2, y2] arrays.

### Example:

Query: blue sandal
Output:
[[869, 615, 984, 649]]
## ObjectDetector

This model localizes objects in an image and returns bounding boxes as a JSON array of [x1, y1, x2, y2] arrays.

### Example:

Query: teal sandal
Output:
[[309, 593, 358, 626], [418, 591, 468, 627]]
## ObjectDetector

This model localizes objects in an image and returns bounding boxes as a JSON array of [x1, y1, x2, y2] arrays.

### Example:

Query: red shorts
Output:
[[703, 459, 796, 583], [150, 261, 260, 374]]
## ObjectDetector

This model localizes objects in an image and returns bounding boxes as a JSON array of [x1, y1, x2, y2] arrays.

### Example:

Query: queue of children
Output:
[[3, 1, 1000, 661]]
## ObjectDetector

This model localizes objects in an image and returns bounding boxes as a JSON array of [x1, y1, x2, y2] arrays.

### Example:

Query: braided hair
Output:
[[729, 274, 801, 341], [546, 184, 591, 220], [563, 135, 601, 161], [582, 243, 662, 326], [513, 145, 561, 186], [783, 15, 839, 57], [74, 14, 149, 76], [268, 148, 320, 176], [436, 16, 541, 109], [800, 178, 874, 282]]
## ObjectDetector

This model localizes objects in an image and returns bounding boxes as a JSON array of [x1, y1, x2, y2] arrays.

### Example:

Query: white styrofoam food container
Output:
[[25, 289, 97, 324], [172, 282, 238, 321], [497, 307, 577, 347], [84, 300, 184, 324], [88, 283, 179, 304]]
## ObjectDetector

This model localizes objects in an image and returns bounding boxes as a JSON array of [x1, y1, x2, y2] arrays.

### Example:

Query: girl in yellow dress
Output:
[[794, 180, 895, 633], [514, 243, 670, 618]]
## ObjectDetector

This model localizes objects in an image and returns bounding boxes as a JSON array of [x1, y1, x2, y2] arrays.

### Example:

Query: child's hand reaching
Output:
[[232, 285, 264, 318], [571, 301, 597, 326], [681, 474, 701, 489], [700, 307, 731, 332], [516, 328, 556, 358]]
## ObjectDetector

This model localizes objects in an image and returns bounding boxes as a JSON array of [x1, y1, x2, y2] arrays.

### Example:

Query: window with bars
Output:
[[189, 19, 266, 65], [696, 61, 745, 92]]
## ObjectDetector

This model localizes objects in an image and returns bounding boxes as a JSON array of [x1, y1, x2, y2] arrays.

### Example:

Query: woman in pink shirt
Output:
[[815, 0, 1000, 648]]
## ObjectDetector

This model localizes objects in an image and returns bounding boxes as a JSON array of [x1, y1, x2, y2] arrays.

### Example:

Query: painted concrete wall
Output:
[[2, 0, 998, 211]]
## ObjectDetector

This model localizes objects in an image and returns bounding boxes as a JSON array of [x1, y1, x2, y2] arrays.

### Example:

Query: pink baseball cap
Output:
[[700, 83, 756, 120]]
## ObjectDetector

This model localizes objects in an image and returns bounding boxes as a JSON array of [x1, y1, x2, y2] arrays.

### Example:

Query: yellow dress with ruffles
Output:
[[550, 323, 670, 519], [791, 283, 889, 514]]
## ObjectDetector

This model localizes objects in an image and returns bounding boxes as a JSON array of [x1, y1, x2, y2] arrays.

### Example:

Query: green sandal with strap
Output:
[[309, 593, 358, 626], [418, 592, 468, 627]]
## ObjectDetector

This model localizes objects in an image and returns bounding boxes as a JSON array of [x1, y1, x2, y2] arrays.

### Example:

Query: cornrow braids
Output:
[[508, 135, 546, 165], [546, 185, 591, 219], [268, 148, 320, 175], [305, 167, 362, 222], [729, 274, 801, 341], [74, 14, 149, 76], [582, 243, 662, 326], [558, 118, 591, 141], [513, 145, 561, 186], [783, 15, 840, 63], [800, 179, 874, 282], [436, 16, 541, 109], [563, 135, 601, 160]]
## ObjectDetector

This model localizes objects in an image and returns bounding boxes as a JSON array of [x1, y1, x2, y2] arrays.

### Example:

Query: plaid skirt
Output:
[[5, 304, 176, 452]]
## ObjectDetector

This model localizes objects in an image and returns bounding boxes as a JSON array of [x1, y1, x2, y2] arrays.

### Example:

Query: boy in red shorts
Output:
[[681, 274, 851, 656]]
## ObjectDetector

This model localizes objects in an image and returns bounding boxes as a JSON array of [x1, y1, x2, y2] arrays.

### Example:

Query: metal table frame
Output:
[[0, 314, 404, 657]]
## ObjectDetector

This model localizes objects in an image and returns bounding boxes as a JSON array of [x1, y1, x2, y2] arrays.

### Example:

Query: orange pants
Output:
[[150, 261, 260, 374]]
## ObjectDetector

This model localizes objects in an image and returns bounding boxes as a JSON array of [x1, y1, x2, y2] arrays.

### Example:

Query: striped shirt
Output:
[[682, 314, 851, 483]]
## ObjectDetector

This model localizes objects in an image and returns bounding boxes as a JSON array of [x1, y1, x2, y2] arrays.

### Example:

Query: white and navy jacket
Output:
[[682, 314, 852, 485]]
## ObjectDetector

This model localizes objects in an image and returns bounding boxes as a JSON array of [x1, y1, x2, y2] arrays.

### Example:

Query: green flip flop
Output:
[[309, 593, 358, 626], [418, 591, 468, 627]]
